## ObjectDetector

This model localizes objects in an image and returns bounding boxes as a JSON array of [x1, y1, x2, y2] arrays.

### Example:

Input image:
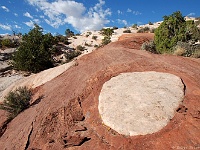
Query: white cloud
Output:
[[1, 6, 9, 12], [117, 19, 128, 26], [23, 12, 33, 19], [187, 12, 195, 17], [24, 20, 35, 28], [33, 19, 40, 24], [133, 11, 142, 15], [26, 0, 111, 32], [0, 23, 12, 31], [15, 25, 21, 29], [127, 8, 132, 13], [117, 10, 122, 15], [14, 13, 18, 17]]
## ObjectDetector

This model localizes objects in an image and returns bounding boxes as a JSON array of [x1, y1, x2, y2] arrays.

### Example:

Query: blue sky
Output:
[[0, 0, 200, 35]]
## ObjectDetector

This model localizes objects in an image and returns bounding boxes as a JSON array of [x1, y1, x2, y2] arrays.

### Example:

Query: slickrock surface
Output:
[[0, 33, 200, 150], [99, 71, 185, 136]]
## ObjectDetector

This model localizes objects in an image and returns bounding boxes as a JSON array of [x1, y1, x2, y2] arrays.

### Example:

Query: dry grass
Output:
[[173, 46, 186, 56]]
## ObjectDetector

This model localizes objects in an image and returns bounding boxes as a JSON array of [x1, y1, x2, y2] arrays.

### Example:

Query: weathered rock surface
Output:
[[0, 61, 75, 102], [0, 33, 200, 150], [99, 71, 185, 136]]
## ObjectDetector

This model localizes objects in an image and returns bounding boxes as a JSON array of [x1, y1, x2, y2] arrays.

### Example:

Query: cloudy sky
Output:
[[0, 0, 200, 35]]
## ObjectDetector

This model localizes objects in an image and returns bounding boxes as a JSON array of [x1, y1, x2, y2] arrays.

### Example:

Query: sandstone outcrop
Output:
[[0, 33, 200, 150], [99, 71, 185, 136]]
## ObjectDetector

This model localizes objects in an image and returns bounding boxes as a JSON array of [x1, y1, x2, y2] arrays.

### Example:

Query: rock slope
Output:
[[0, 33, 200, 150]]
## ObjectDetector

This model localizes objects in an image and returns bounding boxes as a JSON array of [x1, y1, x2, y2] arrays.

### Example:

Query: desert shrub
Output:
[[113, 26, 118, 30], [94, 44, 99, 48], [65, 50, 81, 61], [154, 11, 200, 54], [1, 39, 14, 48], [100, 28, 114, 37], [102, 36, 111, 45], [76, 45, 85, 51], [132, 24, 138, 29], [0, 86, 32, 119], [149, 22, 153, 25], [73, 36, 77, 39], [64, 39, 71, 45], [137, 27, 150, 33], [192, 49, 200, 58], [100, 28, 113, 46], [123, 29, 131, 33], [185, 20, 200, 42], [54, 35, 66, 43], [87, 32, 92, 35], [173, 41, 200, 57], [141, 41, 157, 54], [65, 29, 74, 38], [12, 24, 55, 73], [92, 35, 98, 40], [85, 42, 92, 47]]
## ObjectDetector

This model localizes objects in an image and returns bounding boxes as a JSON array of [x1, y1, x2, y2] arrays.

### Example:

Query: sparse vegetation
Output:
[[0, 86, 32, 120], [65, 50, 81, 61], [173, 41, 200, 58], [100, 28, 114, 46], [100, 28, 114, 37], [123, 29, 131, 33], [102, 36, 111, 46], [149, 22, 153, 25], [76, 45, 85, 51], [92, 35, 98, 40], [65, 29, 74, 38], [137, 27, 150, 33], [141, 41, 157, 54], [1, 39, 15, 48], [113, 26, 118, 30], [132, 24, 138, 29]]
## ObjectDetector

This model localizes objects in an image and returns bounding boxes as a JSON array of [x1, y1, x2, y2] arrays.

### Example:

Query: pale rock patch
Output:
[[98, 71, 185, 136]]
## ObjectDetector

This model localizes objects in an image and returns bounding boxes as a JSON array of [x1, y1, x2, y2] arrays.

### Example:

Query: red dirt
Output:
[[0, 33, 200, 150]]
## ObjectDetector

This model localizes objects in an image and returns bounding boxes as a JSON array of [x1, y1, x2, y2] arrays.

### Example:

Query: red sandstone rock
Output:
[[0, 33, 200, 150]]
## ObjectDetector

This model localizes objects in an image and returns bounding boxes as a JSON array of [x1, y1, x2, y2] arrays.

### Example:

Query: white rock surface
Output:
[[0, 61, 75, 102], [98, 71, 184, 136]]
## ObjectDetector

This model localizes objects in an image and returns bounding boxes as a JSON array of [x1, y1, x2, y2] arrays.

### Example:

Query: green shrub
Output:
[[137, 27, 150, 33], [0, 86, 32, 119], [65, 29, 74, 38], [1, 39, 14, 48], [92, 35, 98, 40], [123, 29, 131, 33], [113, 26, 118, 30], [102, 36, 111, 45], [132, 24, 138, 29], [141, 41, 157, 54], [154, 11, 200, 54], [149, 22, 153, 25], [94, 44, 99, 48], [65, 50, 81, 61], [100, 28, 114, 37], [76, 45, 85, 51], [12, 24, 55, 73]]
